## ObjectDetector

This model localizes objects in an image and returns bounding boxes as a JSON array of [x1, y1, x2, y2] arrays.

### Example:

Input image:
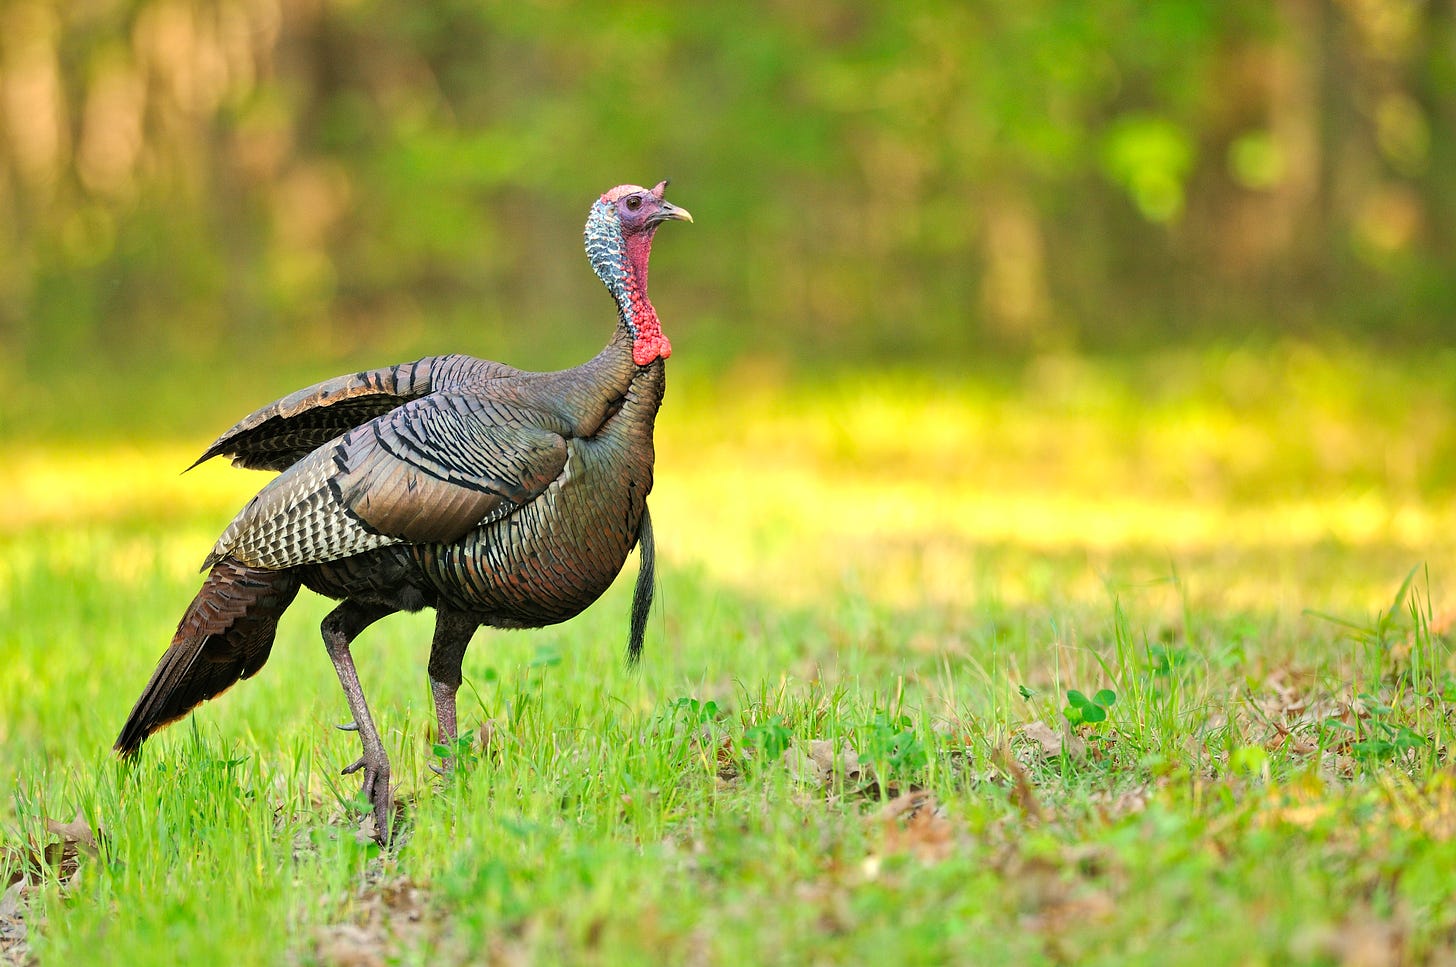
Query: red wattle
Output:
[[622, 233, 671, 365], [633, 332, 672, 365]]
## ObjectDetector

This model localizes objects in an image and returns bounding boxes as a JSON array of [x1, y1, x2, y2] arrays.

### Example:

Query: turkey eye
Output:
[[625, 196, 642, 211]]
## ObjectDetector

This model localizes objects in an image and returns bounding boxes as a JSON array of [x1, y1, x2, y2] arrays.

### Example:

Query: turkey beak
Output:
[[648, 202, 693, 226]]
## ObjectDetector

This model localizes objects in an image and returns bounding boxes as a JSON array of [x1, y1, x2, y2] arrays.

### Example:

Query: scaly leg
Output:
[[321, 600, 396, 842], [427, 610, 477, 775]]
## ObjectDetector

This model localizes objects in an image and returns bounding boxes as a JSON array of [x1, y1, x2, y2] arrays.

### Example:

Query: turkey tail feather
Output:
[[114, 559, 300, 756], [627, 506, 655, 667]]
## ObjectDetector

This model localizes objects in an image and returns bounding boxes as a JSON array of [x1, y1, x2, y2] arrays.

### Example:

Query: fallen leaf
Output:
[[994, 744, 1046, 823], [20, 810, 106, 887], [44, 812, 100, 859], [0, 848, 33, 891], [714, 736, 739, 782], [315, 923, 385, 967], [1290, 908, 1405, 967], [315, 874, 432, 967], [1336, 917, 1404, 967], [1022, 888, 1117, 935], [877, 790, 935, 822], [1392, 606, 1456, 667], [1016, 721, 1086, 762], [354, 816, 379, 846], [0, 881, 32, 967], [782, 739, 868, 791], [369, 875, 426, 923], [877, 792, 954, 863], [0, 882, 23, 919], [475, 719, 497, 759], [1092, 786, 1151, 821], [1319, 752, 1356, 783]]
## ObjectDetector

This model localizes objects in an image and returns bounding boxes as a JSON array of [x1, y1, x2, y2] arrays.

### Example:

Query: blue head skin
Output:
[[584, 181, 692, 366]]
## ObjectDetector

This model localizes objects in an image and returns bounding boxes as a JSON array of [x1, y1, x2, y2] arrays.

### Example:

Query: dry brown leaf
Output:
[[877, 790, 935, 822], [1336, 918, 1404, 967], [1320, 752, 1357, 783], [1092, 786, 1151, 821], [14, 810, 107, 888], [1269, 732, 1320, 756], [1, 823, 94, 897], [876, 792, 954, 863], [314, 873, 431, 967], [1023, 889, 1117, 935], [782, 739, 868, 791], [1254, 668, 1335, 734], [368, 875, 426, 922], [0, 814, 105, 967], [0, 884, 22, 921], [315, 923, 386, 967], [994, 744, 1046, 823], [689, 730, 740, 783], [714, 736, 739, 782], [1391, 605, 1456, 668], [475, 719, 497, 757], [1430, 607, 1456, 637], [44, 812, 100, 859], [354, 816, 379, 847], [0, 848, 32, 892], [1016, 721, 1086, 762], [0, 881, 32, 967], [1291, 909, 1405, 967]]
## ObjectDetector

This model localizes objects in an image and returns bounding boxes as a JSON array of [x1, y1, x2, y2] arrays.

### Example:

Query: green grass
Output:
[[4, 345, 1456, 965]]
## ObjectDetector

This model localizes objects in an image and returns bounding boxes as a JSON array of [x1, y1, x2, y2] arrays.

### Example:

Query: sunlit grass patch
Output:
[[2, 347, 1454, 963], [8, 344, 1456, 613]]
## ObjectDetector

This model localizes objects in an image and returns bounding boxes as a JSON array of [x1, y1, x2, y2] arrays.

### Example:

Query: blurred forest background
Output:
[[0, 0, 1453, 438]]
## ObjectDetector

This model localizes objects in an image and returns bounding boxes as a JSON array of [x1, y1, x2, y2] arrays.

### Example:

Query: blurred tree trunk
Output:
[[1271, 0, 1323, 271], [1413, 0, 1456, 259], [979, 187, 1053, 346], [1314, 0, 1360, 278]]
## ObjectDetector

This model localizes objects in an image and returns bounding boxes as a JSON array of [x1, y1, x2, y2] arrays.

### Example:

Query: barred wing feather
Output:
[[205, 393, 568, 570], [192, 354, 515, 472]]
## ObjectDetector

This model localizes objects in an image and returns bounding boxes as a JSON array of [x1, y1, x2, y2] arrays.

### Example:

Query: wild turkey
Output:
[[115, 181, 692, 841]]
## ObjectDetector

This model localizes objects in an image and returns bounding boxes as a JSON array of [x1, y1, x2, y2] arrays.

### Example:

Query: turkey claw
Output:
[[338, 750, 393, 843]]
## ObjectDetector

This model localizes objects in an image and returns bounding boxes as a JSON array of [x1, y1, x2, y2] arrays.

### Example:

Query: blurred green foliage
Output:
[[0, 0, 1453, 402]]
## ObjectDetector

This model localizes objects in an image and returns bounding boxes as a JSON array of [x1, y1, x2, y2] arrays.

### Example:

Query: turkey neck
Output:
[[569, 224, 670, 432], [586, 215, 672, 369], [618, 232, 671, 366], [562, 327, 666, 438]]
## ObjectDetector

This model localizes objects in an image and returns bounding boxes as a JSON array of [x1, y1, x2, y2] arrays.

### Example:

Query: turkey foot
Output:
[[322, 601, 396, 844], [340, 744, 393, 837]]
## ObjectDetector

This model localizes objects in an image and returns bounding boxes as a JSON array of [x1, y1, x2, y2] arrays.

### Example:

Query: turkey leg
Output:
[[321, 600, 397, 842], [427, 610, 477, 774]]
